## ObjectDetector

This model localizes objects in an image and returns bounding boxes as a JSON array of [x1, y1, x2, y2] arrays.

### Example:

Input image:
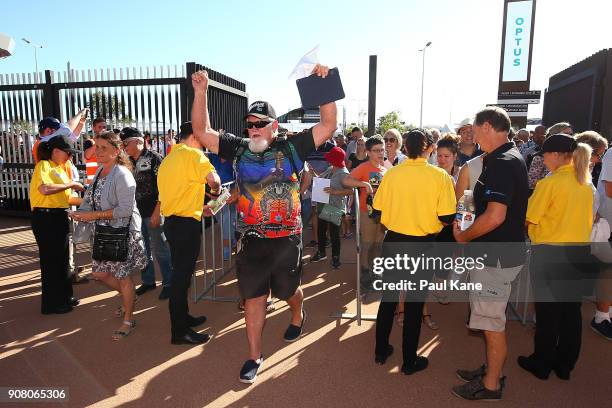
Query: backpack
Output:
[[233, 135, 301, 180]]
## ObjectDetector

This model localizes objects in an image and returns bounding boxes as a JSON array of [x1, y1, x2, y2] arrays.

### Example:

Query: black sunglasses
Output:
[[246, 120, 272, 129]]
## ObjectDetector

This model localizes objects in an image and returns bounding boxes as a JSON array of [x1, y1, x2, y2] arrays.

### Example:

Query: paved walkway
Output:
[[0, 216, 609, 408]]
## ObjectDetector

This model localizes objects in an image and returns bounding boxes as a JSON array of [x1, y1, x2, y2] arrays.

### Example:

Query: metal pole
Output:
[[367, 55, 377, 137], [329, 188, 376, 324], [419, 42, 431, 128], [355, 189, 362, 325]]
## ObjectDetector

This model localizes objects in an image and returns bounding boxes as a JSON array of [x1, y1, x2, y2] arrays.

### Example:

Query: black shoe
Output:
[[135, 284, 156, 296], [332, 256, 341, 269], [517, 355, 550, 380], [375, 345, 394, 365], [311, 252, 327, 263], [188, 315, 207, 328], [284, 309, 306, 342], [42, 304, 73, 315], [456, 364, 486, 382], [552, 365, 571, 380], [69, 297, 80, 307], [171, 329, 211, 345], [591, 318, 612, 341], [158, 286, 171, 300], [239, 355, 264, 384], [401, 356, 428, 375], [452, 378, 502, 401]]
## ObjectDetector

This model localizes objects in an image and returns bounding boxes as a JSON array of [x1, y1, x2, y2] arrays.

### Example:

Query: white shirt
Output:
[[597, 148, 612, 225]]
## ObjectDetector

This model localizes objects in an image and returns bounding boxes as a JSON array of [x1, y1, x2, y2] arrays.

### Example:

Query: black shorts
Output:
[[236, 234, 303, 300]]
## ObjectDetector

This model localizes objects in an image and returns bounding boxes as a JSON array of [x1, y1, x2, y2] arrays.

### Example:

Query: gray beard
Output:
[[249, 138, 270, 153]]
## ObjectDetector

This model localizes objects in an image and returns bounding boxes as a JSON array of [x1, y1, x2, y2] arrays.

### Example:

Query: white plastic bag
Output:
[[288, 45, 320, 81], [591, 218, 612, 263]]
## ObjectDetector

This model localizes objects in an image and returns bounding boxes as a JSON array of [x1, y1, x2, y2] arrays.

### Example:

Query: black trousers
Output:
[[534, 301, 582, 370], [31, 209, 73, 313], [164, 216, 202, 337], [317, 218, 341, 257], [530, 245, 587, 371], [375, 231, 435, 366]]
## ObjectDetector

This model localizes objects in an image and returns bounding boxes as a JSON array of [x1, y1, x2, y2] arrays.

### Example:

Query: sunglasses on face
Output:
[[246, 120, 272, 129], [383, 138, 396, 143]]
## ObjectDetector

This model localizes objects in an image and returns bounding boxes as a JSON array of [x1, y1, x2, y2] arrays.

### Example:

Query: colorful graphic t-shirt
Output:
[[218, 129, 315, 238], [350, 161, 386, 212]]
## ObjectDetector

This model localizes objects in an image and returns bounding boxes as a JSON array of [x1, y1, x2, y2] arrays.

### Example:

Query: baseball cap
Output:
[[244, 101, 276, 121], [542, 133, 577, 153], [324, 146, 346, 168], [178, 121, 193, 139], [119, 127, 143, 142], [38, 117, 61, 133], [46, 134, 81, 156]]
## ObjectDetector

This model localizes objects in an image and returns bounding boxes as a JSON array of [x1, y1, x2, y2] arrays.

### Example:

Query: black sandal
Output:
[[112, 320, 136, 340]]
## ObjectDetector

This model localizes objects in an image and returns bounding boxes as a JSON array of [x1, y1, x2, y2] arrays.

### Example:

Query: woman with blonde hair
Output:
[[71, 131, 147, 340], [519, 134, 594, 381], [383, 128, 406, 168], [527, 122, 573, 192]]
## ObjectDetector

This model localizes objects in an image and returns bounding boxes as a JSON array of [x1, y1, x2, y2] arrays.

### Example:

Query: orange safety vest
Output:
[[32, 139, 40, 163], [85, 155, 98, 184]]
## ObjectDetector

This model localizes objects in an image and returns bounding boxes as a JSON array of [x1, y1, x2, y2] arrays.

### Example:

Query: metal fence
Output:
[[0, 62, 248, 215]]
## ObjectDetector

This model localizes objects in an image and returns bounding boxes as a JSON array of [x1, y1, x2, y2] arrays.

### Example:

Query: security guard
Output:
[[30, 134, 84, 314], [372, 128, 456, 375], [519, 134, 594, 381], [157, 122, 220, 345]]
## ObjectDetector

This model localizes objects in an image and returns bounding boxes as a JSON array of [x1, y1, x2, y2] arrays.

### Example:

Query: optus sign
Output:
[[502, 0, 534, 82]]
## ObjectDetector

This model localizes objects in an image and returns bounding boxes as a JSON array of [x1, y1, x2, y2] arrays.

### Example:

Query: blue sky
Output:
[[2, 0, 611, 127]]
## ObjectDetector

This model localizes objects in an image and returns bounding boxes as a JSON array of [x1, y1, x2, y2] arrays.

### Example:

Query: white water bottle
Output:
[[456, 190, 475, 231]]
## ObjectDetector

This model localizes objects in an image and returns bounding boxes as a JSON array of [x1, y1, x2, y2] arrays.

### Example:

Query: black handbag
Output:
[[91, 174, 130, 262]]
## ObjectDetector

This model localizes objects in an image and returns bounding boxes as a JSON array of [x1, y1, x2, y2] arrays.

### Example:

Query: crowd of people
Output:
[[26, 62, 611, 400]]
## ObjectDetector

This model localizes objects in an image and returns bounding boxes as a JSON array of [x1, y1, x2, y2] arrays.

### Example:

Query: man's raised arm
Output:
[[191, 70, 220, 154]]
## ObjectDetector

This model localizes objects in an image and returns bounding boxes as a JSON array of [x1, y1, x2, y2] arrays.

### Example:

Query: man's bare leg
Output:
[[482, 330, 506, 390], [286, 287, 304, 326], [245, 294, 267, 360]]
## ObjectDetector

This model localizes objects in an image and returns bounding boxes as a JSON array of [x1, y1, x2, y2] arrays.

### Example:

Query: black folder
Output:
[[296, 67, 345, 109]]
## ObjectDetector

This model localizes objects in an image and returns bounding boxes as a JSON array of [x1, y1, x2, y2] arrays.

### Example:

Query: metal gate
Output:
[[0, 62, 248, 215]]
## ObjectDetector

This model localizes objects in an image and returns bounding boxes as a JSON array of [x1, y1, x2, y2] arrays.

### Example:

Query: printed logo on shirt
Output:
[[235, 147, 303, 238], [485, 189, 507, 200]]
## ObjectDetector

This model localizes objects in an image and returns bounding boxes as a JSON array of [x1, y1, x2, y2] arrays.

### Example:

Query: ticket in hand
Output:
[[208, 187, 231, 215]]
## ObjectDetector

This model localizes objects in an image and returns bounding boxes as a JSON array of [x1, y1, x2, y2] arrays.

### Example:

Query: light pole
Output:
[[21, 38, 43, 81], [419, 41, 432, 128]]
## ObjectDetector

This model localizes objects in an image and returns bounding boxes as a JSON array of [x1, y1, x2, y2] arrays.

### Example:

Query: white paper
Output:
[[312, 177, 330, 204], [288, 45, 320, 81]]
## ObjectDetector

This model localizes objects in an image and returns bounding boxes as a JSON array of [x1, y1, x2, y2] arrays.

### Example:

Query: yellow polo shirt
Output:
[[29, 160, 72, 209], [157, 143, 216, 221], [527, 164, 593, 244], [373, 158, 456, 236]]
